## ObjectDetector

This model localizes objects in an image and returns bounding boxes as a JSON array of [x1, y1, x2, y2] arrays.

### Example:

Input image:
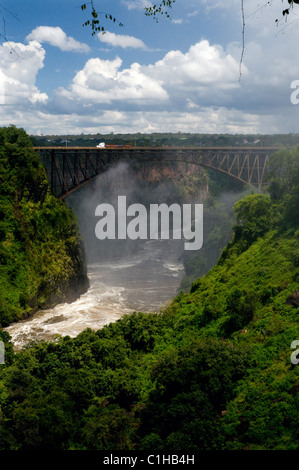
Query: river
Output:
[[5, 238, 185, 351]]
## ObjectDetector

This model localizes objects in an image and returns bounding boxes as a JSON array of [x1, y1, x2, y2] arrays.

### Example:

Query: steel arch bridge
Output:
[[34, 146, 278, 199]]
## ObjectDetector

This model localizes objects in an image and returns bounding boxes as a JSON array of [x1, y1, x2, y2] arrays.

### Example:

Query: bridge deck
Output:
[[34, 146, 278, 198]]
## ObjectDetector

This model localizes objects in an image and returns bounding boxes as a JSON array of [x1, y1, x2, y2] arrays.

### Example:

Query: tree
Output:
[[266, 146, 299, 200], [265, 146, 299, 229], [233, 194, 273, 247]]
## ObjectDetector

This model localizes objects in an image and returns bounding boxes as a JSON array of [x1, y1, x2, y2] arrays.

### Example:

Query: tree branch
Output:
[[81, 1, 123, 36], [144, 0, 176, 23]]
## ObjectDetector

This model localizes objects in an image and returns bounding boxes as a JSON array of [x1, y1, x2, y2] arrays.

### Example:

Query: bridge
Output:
[[34, 146, 278, 199]]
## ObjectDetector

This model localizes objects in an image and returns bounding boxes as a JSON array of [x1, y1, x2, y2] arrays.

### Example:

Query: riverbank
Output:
[[5, 239, 185, 351]]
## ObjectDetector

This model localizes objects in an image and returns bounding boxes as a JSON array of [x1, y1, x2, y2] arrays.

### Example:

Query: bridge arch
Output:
[[34, 146, 277, 199]]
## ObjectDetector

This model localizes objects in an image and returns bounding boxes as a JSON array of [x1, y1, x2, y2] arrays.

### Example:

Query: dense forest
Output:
[[0, 127, 298, 452]]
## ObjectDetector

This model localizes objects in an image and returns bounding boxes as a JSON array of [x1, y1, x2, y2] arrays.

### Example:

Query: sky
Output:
[[1, 0, 299, 135]]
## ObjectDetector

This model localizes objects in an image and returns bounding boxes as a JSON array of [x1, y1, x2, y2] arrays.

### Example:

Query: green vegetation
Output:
[[0, 126, 89, 326], [180, 189, 243, 291], [0, 131, 298, 450]]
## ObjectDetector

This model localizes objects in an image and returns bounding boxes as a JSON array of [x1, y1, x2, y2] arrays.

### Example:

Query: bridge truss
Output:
[[34, 146, 277, 199]]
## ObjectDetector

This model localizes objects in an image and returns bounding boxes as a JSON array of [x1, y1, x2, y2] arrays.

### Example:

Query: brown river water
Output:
[[5, 238, 185, 351]]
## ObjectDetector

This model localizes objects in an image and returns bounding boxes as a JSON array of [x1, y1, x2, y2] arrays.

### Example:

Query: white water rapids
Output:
[[5, 239, 185, 351]]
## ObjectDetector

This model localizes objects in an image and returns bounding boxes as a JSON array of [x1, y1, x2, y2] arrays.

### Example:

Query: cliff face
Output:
[[0, 126, 89, 327], [133, 161, 210, 203], [26, 222, 89, 314]]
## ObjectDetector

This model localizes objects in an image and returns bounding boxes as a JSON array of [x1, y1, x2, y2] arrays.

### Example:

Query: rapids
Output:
[[5, 238, 185, 351]]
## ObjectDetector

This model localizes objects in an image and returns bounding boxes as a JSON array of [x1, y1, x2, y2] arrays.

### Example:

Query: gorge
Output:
[[0, 127, 298, 452], [4, 151, 213, 350]]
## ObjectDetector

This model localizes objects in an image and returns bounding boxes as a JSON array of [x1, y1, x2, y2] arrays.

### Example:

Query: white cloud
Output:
[[3, 105, 294, 137], [54, 39, 241, 113], [41, 25, 299, 135], [26, 26, 90, 53], [97, 31, 147, 49], [146, 40, 241, 94], [56, 56, 168, 105], [2, 10, 299, 137], [0, 41, 48, 105]]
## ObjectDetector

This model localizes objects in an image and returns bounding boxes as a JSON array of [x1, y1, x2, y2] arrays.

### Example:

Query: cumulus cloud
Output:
[[26, 26, 90, 53], [0, 41, 48, 105], [2, 11, 299, 137], [54, 39, 241, 113], [98, 31, 147, 49], [56, 56, 168, 105], [40, 27, 299, 135], [148, 40, 241, 89]]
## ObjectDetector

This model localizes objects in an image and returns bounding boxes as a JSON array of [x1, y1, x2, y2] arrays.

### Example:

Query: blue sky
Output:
[[1, 0, 299, 135]]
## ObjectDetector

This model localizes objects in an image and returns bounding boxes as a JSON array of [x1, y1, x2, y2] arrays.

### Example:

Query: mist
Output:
[[5, 161, 248, 349], [67, 161, 196, 264], [65, 160, 249, 298], [65, 162, 192, 312]]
